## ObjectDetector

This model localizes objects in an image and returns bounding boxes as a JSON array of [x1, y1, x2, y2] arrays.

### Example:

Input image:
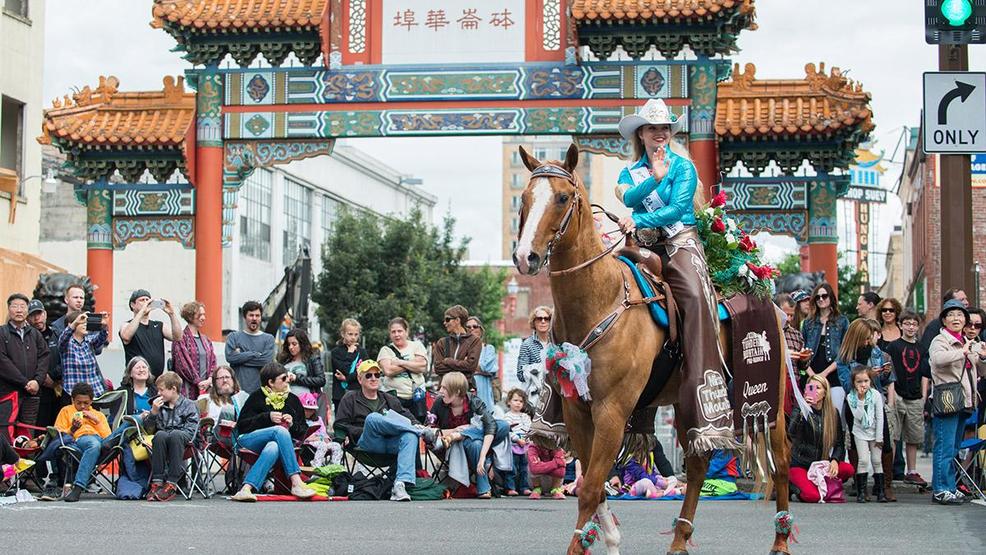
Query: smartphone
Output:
[[148, 299, 165, 310], [85, 312, 103, 332]]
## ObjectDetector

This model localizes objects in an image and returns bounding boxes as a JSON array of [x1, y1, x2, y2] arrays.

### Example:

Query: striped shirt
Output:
[[58, 327, 108, 397]]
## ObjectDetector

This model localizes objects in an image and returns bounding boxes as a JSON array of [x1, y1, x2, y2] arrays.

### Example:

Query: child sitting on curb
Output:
[[527, 442, 566, 499]]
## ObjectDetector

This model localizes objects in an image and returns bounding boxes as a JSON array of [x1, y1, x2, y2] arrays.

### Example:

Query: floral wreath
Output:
[[695, 191, 778, 299]]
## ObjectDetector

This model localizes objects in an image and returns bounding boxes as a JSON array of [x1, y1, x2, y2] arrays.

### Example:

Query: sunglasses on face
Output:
[[275, 375, 288, 382], [967, 322, 983, 329], [534, 316, 551, 322], [880, 308, 896, 313], [362, 372, 381, 379], [443, 316, 455, 322], [814, 294, 829, 301], [465, 324, 481, 330]]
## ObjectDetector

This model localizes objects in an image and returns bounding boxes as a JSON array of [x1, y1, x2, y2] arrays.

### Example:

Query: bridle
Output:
[[525, 163, 628, 277]]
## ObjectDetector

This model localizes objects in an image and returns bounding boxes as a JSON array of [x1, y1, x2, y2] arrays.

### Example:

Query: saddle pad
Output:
[[616, 256, 730, 330]]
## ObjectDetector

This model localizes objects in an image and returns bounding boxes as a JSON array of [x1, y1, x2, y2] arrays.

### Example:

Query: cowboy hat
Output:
[[618, 98, 684, 141]]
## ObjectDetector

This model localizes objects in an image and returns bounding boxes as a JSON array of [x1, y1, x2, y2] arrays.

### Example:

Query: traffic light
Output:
[[926, 0, 986, 44]]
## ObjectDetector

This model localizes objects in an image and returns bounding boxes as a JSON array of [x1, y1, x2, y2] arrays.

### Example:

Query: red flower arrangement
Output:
[[711, 217, 725, 233], [738, 234, 756, 252], [710, 191, 728, 208]]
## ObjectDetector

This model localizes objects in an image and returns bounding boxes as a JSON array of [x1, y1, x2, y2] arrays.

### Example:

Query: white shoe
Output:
[[291, 484, 317, 499], [390, 481, 411, 502]]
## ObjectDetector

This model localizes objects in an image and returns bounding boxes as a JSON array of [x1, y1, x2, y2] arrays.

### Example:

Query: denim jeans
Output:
[[461, 420, 510, 495], [931, 413, 965, 494], [357, 410, 421, 484], [503, 450, 530, 492], [71, 434, 104, 488], [238, 426, 301, 490]]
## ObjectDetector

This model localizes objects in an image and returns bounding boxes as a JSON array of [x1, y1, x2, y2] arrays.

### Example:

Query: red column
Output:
[[689, 139, 718, 200], [86, 249, 113, 326], [85, 190, 113, 328], [799, 243, 810, 272], [808, 243, 839, 298], [195, 145, 223, 340]]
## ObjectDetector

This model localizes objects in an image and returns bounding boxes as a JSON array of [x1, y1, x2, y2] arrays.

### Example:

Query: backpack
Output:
[[407, 477, 447, 501], [346, 472, 395, 501]]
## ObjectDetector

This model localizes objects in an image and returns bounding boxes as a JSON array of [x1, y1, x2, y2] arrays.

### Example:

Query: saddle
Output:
[[614, 241, 679, 351]]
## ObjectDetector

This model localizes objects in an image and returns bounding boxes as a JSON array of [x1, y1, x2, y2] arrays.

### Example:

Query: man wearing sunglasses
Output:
[[432, 305, 481, 385], [334, 360, 436, 502]]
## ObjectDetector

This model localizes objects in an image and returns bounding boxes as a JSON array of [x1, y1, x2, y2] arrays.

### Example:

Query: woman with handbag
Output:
[[929, 299, 986, 505], [378, 317, 429, 422]]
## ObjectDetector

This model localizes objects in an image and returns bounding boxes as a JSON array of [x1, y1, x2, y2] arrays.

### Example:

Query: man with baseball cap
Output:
[[334, 359, 436, 502], [119, 289, 182, 379]]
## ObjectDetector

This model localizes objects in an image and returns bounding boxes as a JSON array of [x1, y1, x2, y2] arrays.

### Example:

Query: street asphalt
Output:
[[2, 485, 983, 554]]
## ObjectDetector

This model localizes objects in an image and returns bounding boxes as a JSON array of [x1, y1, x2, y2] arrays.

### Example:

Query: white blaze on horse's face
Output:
[[514, 176, 552, 275]]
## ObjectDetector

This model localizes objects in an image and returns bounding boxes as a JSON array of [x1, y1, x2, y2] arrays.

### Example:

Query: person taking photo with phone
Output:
[[59, 310, 110, 398], [119, 289, 183, 380]]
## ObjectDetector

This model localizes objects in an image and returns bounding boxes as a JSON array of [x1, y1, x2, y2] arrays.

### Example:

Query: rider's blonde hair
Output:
[[626, 130, 707, 211]]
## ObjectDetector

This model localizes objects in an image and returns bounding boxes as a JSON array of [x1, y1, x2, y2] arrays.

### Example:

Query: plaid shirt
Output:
[[58, 326, 108, 397]]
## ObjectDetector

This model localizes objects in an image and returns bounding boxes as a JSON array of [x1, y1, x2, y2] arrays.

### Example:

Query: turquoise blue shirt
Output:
[[617, 149, 698, 229]]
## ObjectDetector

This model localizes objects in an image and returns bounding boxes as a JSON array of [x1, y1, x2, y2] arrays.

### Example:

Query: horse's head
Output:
[[512, 143, 584, 275]]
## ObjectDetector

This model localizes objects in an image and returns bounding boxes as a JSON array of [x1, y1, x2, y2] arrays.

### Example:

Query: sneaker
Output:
[[505, 489, 519, 496], [529, 487, 542, 500], [903, 473, 928, 486], [932, 491, 963, 505], [230, 487, 257, 502], [40, 484, 62, 502], [63, 485, 83, 503], [156, 483, 177, 502], [953, 488, 970, 503], [146, 483, 161, 502], [291, 484, 317, 499], [550, 488, 566, 500], [390, 481, 411, 502]]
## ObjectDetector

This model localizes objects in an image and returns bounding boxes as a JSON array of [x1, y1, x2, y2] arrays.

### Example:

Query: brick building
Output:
[[901, 127, 986, 320]]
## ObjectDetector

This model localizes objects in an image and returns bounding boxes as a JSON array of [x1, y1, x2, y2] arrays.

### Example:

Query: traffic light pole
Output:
[[938, 44, 975, 297]]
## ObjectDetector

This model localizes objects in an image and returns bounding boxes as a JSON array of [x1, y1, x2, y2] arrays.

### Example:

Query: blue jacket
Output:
[[618, 150, 698, 229], [801, 315, 849, 370]]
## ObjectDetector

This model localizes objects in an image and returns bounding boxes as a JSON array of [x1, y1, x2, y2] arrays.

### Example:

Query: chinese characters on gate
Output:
[[393, 8, 515, 31]]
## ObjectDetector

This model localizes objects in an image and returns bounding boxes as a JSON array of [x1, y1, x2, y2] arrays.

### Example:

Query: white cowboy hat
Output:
[[618, 98, 684, 140]]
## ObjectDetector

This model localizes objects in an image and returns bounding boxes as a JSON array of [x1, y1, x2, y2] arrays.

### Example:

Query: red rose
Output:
[[711, 217, 726, 233], [738, 234, 756, 252], [711, 191, 728, 208]]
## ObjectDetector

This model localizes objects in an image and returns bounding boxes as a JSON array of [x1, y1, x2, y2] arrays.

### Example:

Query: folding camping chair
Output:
[[125, 414, 215, 500], [234, 425, 318, 494], [332, 422, 398, 481], [0, 422, 48, 494], [58, 389, 130, 495]]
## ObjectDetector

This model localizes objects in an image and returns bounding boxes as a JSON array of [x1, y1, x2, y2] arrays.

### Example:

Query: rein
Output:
[[526, 164, 629, 277]]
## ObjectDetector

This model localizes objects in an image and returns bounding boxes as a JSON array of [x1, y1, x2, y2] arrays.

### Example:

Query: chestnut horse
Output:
[[512, 144, 792, 555]]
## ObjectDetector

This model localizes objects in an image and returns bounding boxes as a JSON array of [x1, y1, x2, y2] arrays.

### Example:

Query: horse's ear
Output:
[[563, 143, 579, 173], [519, 146, 540, 172]]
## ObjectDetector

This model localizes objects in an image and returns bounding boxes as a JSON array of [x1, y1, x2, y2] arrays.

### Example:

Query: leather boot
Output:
[[873, 474, 887, 503], [855, 474, 868, 503], [882, 450, 897, 502]]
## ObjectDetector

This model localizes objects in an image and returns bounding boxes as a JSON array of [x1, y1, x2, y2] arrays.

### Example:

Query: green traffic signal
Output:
[[941, 0, 973, 27]]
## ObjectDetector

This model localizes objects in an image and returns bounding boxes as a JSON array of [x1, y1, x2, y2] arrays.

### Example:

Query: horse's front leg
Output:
[[770, 415, 793, 554], [595, 499, 622, 554], [668, 413, 709, 555], [566, 400, 631, 555]]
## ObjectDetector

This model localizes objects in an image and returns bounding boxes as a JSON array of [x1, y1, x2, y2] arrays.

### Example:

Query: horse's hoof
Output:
[[769, 550, 791, 555], [666, 551, 689, 555]]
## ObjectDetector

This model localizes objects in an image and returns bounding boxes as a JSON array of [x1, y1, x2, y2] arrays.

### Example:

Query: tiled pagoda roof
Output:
[[39, 76, 195, 150], [150, 0, 324, 32], [571, 0, 756, 26], [716, 62, 874, 141]]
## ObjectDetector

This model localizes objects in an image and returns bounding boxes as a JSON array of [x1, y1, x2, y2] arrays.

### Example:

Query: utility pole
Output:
[[938, 43, 975, 296]]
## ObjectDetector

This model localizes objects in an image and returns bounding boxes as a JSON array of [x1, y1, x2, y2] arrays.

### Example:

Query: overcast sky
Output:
[[43, 1, 985, 268]]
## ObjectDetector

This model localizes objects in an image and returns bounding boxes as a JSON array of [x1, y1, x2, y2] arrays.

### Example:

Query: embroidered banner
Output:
[[723, 294, 783, 429]]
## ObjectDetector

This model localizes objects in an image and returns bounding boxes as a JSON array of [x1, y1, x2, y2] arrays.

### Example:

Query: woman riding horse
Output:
[[615, 98, 738, 455]]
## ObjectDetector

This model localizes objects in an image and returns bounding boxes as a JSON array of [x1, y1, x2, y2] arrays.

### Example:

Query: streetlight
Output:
[[398, 176, 422, 186], [20, 169, 59, 194]]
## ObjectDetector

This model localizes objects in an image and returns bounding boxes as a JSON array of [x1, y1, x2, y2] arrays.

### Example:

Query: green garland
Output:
[[695, 191, 778, 299]]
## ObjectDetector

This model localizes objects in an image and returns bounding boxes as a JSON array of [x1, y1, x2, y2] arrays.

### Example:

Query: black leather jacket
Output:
[[787, 405, 846, 469]]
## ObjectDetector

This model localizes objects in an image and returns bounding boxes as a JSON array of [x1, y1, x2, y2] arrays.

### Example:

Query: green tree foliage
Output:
[[312, 207, 507, 354], [838, 263, 867, 321], [776, 253, 802, 277]]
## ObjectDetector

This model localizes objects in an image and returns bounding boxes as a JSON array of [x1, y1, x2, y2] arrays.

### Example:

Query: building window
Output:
[[283, 178, 312, 266], [321, 195, 341, 247], [511, 173, 523, 188], [510, 195, 520, 210], [1, 96, 25, 193], [3, 0, 29, 19], [511, 151, 520, 166], [239, 169, 272, 261], [535, 148, 547, 160], [511, 217, 519, 233]]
